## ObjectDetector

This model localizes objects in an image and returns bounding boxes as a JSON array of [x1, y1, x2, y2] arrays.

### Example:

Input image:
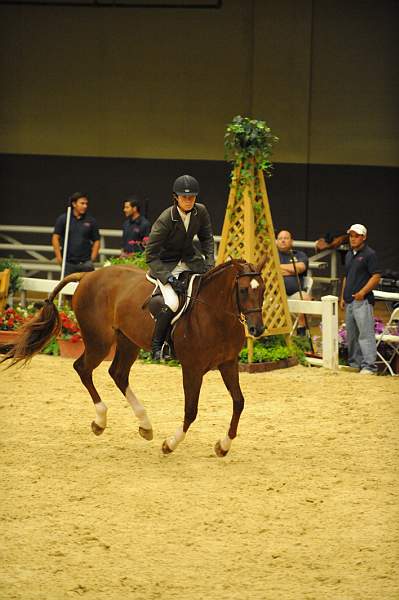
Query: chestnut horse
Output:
[[2, 258, 266, 456]]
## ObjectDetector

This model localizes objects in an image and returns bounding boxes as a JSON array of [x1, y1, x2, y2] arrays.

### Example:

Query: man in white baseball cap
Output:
[[340, 223, 381, 374], [346, 223, 367, 237]]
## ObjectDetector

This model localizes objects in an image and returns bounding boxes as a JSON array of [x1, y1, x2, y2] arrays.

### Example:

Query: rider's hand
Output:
[[167, 275, 185, 294]]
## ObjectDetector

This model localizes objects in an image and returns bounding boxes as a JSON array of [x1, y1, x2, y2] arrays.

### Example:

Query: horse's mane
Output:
[[201, 259, 248, 285]]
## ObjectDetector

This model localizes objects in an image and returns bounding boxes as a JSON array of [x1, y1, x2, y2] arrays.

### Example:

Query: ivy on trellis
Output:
[[224, 116, 278, 235], [218, 115, 292, 345]]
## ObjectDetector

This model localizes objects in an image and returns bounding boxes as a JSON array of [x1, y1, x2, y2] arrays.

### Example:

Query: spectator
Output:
[[276, 229, 311, 336], [52, 192, 100, 276], [121, 196, 151, 256], [339, 223, 381, 374]]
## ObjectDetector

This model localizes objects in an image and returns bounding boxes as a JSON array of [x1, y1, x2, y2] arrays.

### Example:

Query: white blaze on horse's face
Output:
[[250, 278, 260, 289]]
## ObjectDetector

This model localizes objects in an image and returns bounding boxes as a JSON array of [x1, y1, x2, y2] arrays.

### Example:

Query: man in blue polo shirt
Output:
[[277, 230, 311, 335], [121, 197, 151, 256], [52, 192, 100, 276], [340, 223, 381, 374]]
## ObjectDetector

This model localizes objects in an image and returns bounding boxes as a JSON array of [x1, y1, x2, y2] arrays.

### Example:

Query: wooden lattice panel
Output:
[[217, 166, 292, 337], [217, 168, 246, 260]]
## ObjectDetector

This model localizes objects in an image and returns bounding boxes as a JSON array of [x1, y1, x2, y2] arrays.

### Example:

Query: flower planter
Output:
[[0, 329, 20, 352], [239, 356, 298, 374], [57, 338, 85, 359], [0, 329, 20, 344], [57, 338, 115, 361]]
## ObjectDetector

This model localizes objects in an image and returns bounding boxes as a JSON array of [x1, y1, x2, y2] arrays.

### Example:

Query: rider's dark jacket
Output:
[[145, 203, 215, 284]]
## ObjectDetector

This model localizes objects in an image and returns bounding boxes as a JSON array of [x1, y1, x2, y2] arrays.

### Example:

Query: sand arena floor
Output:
[[1, 355, 398, 600]]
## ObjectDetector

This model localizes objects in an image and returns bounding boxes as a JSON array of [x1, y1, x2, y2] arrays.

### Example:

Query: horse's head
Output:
[[235, 257, 267, 338]]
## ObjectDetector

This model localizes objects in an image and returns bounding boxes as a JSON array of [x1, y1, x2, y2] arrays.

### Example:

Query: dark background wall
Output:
[[0, 0, 398, 269]]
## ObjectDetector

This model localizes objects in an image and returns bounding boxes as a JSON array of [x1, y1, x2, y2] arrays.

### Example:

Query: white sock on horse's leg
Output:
[[126, 386, 152, 431], [220, 434, 232, 452], [165, 425, 186, 451], [94, 401, 108, 429]]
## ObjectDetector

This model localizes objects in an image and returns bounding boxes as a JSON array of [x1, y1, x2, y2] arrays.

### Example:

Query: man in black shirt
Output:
[[340, 223, 381, 374], [121, 197, 151, 256], [52, 192, 100, 276]]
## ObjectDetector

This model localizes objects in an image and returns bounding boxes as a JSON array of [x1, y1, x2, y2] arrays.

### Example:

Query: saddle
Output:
[[144, 271, 201, 359]]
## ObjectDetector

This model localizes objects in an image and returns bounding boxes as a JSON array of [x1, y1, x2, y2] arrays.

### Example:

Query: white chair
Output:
[[375, 307, 399, 376]]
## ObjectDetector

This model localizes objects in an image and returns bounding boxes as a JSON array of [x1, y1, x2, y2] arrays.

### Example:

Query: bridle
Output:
[[235, 270, 264, 321], [187, 264, 264, 324]]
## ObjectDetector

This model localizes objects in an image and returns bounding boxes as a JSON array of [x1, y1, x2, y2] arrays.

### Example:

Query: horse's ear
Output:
[[255, 254, 267, 273]]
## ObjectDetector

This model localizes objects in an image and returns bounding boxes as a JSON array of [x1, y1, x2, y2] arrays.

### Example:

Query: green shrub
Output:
[[240, 344, 290, 364], [239, 335, 310, 365], [0, 258, 23, 294], [107, 253, 147, 270], [41, 336, 60, 356]]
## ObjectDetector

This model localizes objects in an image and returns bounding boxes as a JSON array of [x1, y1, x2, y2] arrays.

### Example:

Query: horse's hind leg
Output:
[[215, 359, 244, 457], [162, 367, 203, 454], [108, 330, 153, 441], [73, 350, 109, 436]]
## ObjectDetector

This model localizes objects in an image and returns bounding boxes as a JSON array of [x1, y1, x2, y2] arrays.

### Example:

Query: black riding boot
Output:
[[151, 306, 174, 361]]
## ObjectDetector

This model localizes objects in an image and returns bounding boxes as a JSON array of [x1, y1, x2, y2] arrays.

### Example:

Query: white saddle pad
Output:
[[145, 272, 200, 325]]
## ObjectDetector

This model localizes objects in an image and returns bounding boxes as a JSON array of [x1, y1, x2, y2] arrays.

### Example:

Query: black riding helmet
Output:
[[173, 175, 200, 197]]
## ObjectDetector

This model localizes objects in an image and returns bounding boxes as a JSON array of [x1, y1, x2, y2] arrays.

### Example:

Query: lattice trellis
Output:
[[217, 164, 292, 337]]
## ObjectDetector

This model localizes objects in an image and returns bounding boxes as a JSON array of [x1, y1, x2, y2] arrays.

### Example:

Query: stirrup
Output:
[[162, 343, 173, 361]]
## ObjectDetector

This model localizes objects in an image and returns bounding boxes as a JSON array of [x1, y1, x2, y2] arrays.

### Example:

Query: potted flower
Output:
[[0, 304, 41, 352], [105, 243, 148, 271], [0, 306, 26, 346], [338, 317, 395, 370], [57, 307, 84, 359], [56, 306, 115, 360]]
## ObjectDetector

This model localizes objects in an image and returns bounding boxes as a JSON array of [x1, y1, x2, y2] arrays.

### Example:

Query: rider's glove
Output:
[[167, 275, 185, 294]]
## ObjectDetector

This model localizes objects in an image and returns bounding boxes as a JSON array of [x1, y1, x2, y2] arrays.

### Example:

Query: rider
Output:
[[145, 174, 215, 361]]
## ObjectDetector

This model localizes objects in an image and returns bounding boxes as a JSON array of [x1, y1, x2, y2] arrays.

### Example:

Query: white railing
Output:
[[0, 225, 220, 277], [288, 295, 339, 370], [0, 224, 340, 281], [16, 277, 339, 370], [19, 277, 79, 300], [0, 225, 123, 278]]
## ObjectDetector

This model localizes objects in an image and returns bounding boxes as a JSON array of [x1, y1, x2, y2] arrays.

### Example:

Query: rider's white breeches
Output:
[[157, 281, 179, 312]]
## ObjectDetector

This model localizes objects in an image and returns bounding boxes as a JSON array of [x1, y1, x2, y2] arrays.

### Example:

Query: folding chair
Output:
[[0, 269, 11, 313], [375, 307, 399, 376]]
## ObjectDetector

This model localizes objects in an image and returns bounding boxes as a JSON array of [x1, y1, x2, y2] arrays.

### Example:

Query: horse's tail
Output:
[[0, 272, 88, 367]]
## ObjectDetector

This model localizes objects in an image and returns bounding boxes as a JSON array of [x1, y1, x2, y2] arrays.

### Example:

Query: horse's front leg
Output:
[[162, 367, 203, 455], [215, 359, 244, 457]]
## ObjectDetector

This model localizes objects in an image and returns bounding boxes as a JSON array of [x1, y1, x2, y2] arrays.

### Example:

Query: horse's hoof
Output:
[[161, 440, 173, 455], [139, 427, 153, 441], [214, 440, 229, 457], [91, 421, 105, 436]]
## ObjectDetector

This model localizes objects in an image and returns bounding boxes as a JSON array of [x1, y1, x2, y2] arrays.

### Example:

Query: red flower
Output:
[[58, 309, 82, 340]]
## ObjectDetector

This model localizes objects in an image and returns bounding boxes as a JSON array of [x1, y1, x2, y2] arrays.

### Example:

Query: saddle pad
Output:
[[145, 272, 200, 325]]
